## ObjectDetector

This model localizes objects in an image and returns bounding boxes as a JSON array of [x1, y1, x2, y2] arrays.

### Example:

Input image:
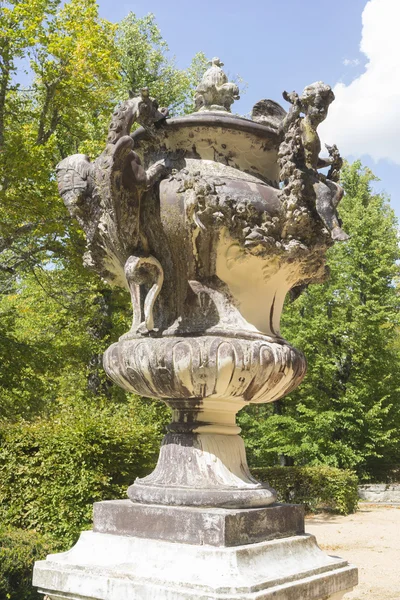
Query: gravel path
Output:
[[306, 504, 400, 600]]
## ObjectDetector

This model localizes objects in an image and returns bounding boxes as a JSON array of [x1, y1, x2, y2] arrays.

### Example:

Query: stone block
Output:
[[93, 500, 305, 547], [33, 529, 358, 599], [358, 483, 400, 502]]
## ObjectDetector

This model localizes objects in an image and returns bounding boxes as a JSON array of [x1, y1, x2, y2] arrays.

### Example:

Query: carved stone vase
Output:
[[54, 64, 346, 514], [33, 62, 358, 600], [102, 112, 312, 508]]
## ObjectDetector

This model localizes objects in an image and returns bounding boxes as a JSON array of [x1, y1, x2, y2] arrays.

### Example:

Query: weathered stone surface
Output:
[[358, 483, 400, 502], [33, 530, 358, 600], [93, 500, 305, 547], [104, 335, 305, 404], [104, 331, 306, 507], [127, 436, 278, 507], [194, 57, 240, 113]]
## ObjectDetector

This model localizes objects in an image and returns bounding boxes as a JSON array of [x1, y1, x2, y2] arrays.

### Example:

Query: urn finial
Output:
[[194, 57, 240, 113]]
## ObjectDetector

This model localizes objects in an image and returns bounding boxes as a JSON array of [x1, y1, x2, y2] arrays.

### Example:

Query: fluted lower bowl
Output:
[[103, 333, 306, 404]]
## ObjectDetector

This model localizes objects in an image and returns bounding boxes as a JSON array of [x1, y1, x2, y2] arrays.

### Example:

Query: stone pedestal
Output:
[[33, 501, 357, 600]]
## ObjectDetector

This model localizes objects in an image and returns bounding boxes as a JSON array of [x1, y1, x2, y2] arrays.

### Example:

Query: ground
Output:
[[306, 504, 400, 600]]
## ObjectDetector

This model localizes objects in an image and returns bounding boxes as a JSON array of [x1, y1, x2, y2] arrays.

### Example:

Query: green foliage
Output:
[[240, 162, 400, 480], [0, 527, 55, 600], [0, 0, 206, 288], [0, 0, 207, 422], [116, 12, 208, 115], [0, 261, 132, 420], [252, 466, 359, 515], [0, 397, 168, 546]]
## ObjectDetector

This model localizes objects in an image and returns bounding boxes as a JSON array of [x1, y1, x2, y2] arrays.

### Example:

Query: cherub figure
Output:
[[282, 82, 349, 241]]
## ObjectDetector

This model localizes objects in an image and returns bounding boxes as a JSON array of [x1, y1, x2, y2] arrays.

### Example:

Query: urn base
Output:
[[33, 501, 357, 600], [128, 431, 277, 508], [92, 500, 305, 546], [33, 525, 357, 600]]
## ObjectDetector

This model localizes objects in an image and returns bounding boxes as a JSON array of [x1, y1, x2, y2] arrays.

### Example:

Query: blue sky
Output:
[[97, 0, 400, 218]]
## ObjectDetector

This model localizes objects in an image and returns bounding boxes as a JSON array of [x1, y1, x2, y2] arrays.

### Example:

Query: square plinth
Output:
[[33, 529, 358, 600], [93, 500, 305, 547]]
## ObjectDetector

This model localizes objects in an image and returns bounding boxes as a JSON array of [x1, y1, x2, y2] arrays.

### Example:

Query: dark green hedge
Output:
[[0, 527, 54, 600], [252, 466, 359, 515], [0, 397, 167, 600], [0, 398, 166, 547]]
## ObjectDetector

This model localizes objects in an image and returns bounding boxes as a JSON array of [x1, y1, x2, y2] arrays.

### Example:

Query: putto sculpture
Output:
[[34, 60, 357, 600]]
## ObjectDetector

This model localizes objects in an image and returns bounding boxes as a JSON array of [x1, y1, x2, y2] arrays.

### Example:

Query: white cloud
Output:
[[342, 58, 360, 67], [320, 0, 400, 165]]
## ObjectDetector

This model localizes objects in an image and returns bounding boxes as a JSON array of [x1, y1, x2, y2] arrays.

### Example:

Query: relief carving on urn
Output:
[[57, 61, 347, 509]]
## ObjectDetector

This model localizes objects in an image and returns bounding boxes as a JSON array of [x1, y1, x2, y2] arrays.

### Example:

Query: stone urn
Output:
[[34, 59, 357, 600], [102, 107, 316, 508], [56, 62, 344, 510]]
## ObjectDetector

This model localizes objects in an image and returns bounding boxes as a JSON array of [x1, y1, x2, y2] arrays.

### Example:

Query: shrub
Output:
[[0, 527, 54, 600], [0, 397, 167, 546], [252, 466, 359, 515]]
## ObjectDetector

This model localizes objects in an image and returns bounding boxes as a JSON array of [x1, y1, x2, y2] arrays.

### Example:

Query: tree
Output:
[[239, 162, 400, 481], [0, 2, 207, 280], [0, 1, 206, 418], [116, 12, 207, 115], [0, 0, 119, 285]]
